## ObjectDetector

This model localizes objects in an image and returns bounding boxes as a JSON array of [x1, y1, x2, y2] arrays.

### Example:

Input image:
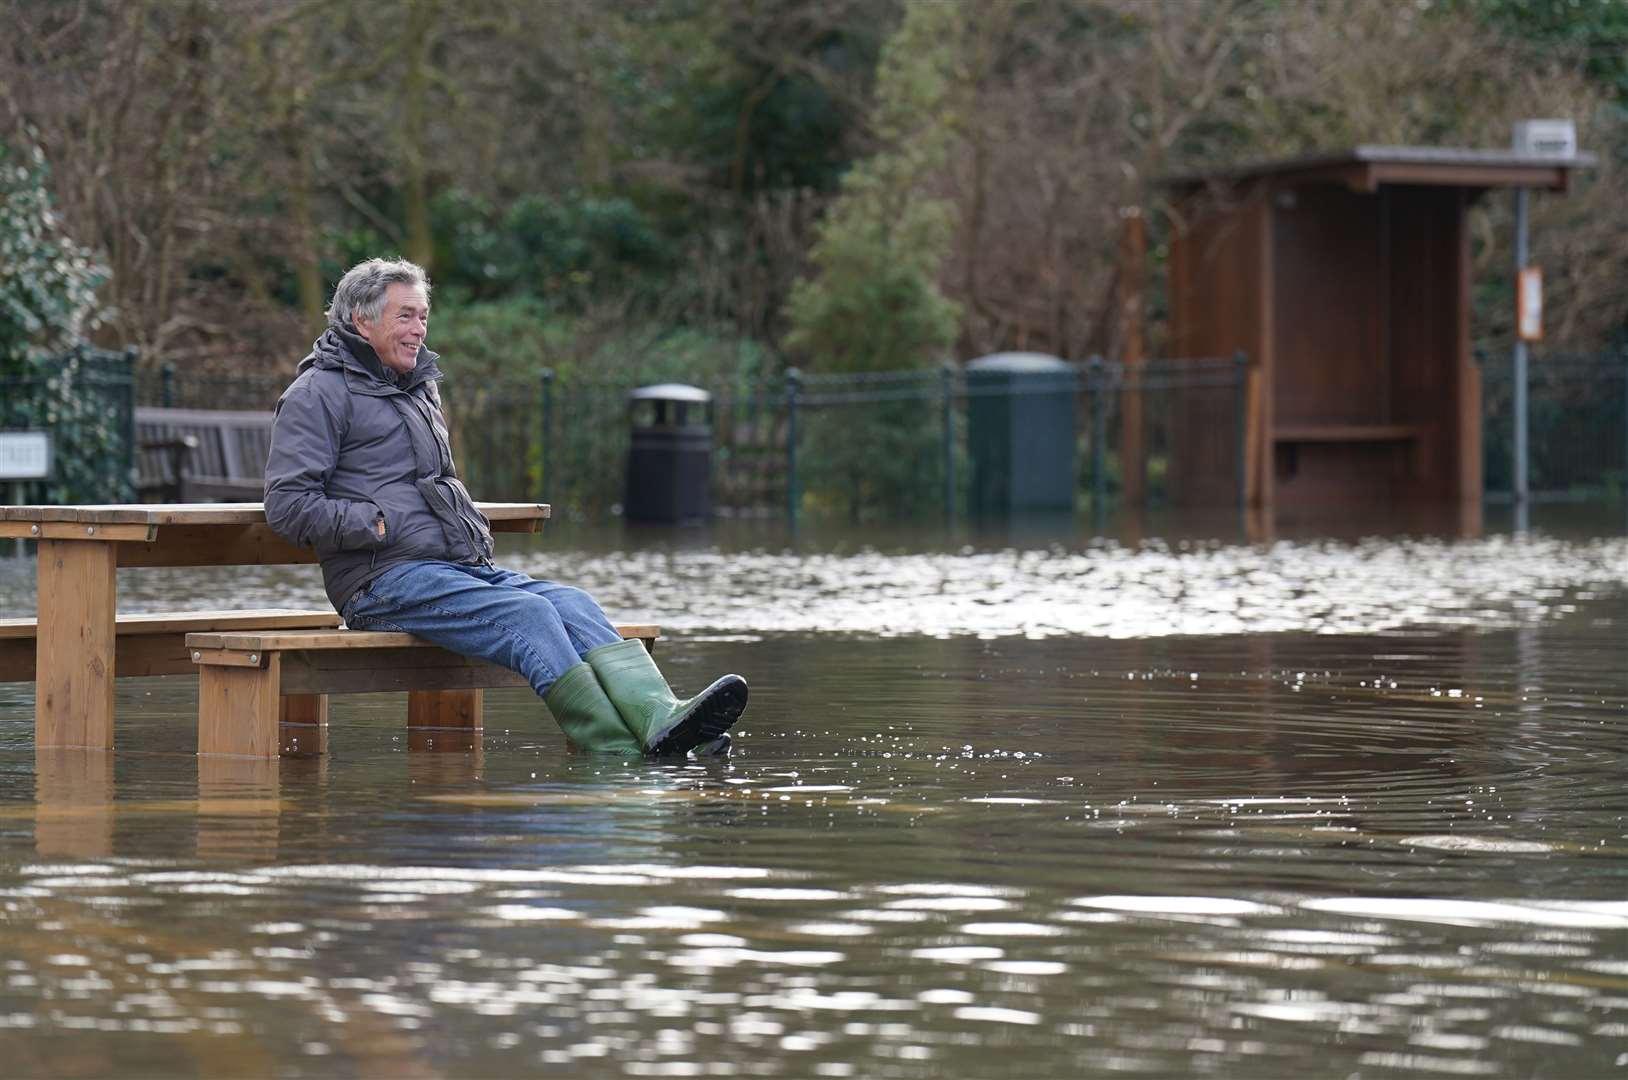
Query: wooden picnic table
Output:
[[0, 502, 550, 751]]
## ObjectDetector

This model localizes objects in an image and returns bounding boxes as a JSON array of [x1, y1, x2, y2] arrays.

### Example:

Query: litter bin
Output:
[[624, 383, 712, 524], [966, 352, 1077, 515]]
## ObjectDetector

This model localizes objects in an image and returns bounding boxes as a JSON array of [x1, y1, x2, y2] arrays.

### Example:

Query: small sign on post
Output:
[[1517, 266, 1543, 343], [0, 430, 52, 481]]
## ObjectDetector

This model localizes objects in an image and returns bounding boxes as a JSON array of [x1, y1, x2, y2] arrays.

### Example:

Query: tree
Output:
[[782, 0, 965, 373]]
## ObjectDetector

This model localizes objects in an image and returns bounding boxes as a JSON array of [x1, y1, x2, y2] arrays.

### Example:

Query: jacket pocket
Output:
[[326, 499, 386, 555], [442, 476, 494, 558]]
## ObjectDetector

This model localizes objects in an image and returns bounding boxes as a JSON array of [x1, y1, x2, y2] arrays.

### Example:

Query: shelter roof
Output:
[[1162, 145, 1596, 194]]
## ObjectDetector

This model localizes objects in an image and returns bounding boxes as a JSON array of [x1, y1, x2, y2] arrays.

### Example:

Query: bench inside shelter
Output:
[[135, 406, 273, 502]]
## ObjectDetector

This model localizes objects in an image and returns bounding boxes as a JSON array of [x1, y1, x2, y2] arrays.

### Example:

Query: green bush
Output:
[[1, 350, 135, 504], [0, 137, 107, 371], [801, 396, 952, 522]]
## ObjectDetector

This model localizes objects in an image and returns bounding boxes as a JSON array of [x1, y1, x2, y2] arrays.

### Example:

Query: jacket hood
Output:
[[296, 324, 442, 391]]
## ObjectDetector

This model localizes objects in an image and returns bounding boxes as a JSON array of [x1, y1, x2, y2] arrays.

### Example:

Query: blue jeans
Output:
[[340, 561, 624, 696]]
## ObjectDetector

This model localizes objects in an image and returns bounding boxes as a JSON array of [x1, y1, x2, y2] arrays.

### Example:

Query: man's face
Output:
[[354, 282, 429, 375]]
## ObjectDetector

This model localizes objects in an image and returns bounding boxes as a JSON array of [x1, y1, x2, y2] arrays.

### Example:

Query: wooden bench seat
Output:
[[0, 609, 343, 684], [186, 624, 660, 758]]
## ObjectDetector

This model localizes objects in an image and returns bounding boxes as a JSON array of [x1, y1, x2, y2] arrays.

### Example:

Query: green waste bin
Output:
[[624, 383, 712, 524], [966, 352, 1077, 515]]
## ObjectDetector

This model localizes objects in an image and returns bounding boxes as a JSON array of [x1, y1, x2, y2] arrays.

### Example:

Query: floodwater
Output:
[[0, 508, 1624, 1078]]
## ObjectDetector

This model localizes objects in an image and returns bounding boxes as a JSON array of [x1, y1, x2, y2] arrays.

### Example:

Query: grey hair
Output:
[[326, 258, 431, 328]]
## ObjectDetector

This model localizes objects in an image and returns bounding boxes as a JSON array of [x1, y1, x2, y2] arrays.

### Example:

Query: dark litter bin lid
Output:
[[966, 352, 1069, 374], [628, 383, 712, 403]]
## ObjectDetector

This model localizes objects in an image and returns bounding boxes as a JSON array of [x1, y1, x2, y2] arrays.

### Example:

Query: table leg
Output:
[[36, 539, 118, 750]]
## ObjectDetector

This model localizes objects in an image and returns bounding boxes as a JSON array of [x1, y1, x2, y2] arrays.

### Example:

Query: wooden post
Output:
[[280, 693, 330, 757], [1455, 188, 1483, 511], [36, 539, 118, 749], [1244, 365, 1264, 510], [1116, 209, 1148, 507], [197, 654, 282, 758], [407, 688, 483, 733]]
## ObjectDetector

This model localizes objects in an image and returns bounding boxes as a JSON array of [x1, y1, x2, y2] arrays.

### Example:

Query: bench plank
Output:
[[0, 610, 342, 683], [0, 609, 343, 639], [188, 626, 662, 653], [278, 649, 532, 695], [0, 503, 550, 526]]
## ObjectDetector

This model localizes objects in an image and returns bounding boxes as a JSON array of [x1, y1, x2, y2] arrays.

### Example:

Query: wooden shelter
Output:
[[1163, 146, 1591, 515]]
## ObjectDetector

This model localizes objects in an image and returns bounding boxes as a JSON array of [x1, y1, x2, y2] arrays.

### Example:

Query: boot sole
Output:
[[647, 675, 748, 756]]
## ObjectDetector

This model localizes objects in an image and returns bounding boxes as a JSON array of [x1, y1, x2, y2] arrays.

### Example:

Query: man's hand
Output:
[[376, 518, 386, 539]]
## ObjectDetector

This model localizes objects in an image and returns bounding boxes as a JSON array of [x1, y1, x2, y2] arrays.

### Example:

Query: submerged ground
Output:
[[0, 506, 1624, 1078]]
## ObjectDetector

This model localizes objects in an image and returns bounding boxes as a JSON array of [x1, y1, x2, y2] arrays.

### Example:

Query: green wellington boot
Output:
[[542, 662, 642, 754], [585, 639, 748, 756]]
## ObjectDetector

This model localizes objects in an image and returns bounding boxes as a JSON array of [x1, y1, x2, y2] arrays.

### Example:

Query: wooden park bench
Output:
[[0, 502, 557, 752], [135, 406, 273, 502], [186, 624, 661, 758]]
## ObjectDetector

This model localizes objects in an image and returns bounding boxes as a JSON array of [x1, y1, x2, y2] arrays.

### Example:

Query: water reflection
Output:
[[0, 513, 1622, 1077], [33, 749, 114, 859]]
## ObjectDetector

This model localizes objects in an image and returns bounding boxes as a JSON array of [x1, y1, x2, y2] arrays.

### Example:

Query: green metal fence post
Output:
[[121, 348, 138, 501], [941, 362, 956, 528], [1234, 350, 1249, 511], [785, 367, 801, 532], [539, 368, 553, 505], [161, 362, 176, 407], [1089, 355, 1107, 521]]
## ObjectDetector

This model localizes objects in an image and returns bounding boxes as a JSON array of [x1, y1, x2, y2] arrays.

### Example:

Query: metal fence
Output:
[[132, 357, 1248, 519], [1, 347, 136, 504], [12, 346, 1622, 517], [525, 356, 1249, 523], [137, 366, 288, 411], [1482, 350, 1628, 501]]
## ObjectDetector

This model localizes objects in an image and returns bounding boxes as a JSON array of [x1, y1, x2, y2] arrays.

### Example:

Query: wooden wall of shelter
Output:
[[1162, 147, 1587, 517]]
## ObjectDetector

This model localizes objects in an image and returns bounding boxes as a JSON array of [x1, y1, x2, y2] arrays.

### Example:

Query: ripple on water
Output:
[[1300, 898, 1628, 929], [38, 532, 1624, 638]]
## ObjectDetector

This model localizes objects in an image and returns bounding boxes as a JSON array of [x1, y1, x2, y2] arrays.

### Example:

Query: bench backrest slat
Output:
[[135, 407, 275, 481]]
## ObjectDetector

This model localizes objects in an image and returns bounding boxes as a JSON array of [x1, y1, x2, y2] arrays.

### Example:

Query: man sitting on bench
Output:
[[263, 257, 746, 756]]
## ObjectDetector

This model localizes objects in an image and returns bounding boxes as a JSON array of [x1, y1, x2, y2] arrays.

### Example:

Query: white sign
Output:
[[1513, 119, 1577, 159], [0, 431, 52, 480], [1517, 266, 1543, 343]]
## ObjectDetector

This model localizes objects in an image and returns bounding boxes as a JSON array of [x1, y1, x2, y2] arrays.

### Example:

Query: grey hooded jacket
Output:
[[264, 325, 494, 613]]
